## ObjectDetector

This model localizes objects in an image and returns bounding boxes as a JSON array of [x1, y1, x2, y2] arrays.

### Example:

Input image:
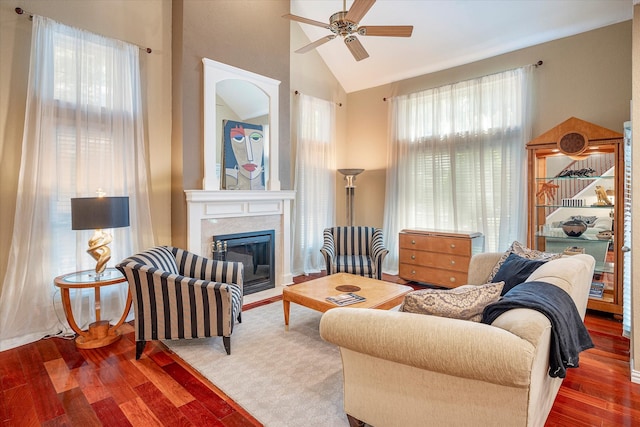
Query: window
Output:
[[0, 15, 154, 351], [382, 67, 533, 273]]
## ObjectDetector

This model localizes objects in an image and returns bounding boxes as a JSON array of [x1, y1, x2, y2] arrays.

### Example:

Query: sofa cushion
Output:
[[491, 252, 549, 295], [399, 282, 504, 322], [486, 241, 562, 282]]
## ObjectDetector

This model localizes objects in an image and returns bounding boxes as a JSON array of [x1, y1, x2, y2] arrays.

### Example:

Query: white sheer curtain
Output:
[[0, 16, 154, 351], [383, 67, 533, 274], [292, 93, 336, 275]]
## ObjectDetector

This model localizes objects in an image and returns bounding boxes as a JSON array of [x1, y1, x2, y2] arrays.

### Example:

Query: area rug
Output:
[[164, 301, 348, 426]]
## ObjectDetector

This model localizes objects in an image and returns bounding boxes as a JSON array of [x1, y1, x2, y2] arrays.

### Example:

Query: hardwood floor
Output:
[[1, 275, 639, 426]]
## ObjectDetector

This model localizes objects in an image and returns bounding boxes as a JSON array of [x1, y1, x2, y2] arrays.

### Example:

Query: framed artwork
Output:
[[222, 120, 265, 190]]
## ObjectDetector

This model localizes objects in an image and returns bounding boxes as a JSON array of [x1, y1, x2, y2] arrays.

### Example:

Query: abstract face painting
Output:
[[223, 120, 265, 190]]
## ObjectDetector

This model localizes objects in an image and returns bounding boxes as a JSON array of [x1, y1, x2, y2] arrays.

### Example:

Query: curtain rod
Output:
[[15, 7, 153, 54], [382, 60, 544, 101], [294, 90, 342, 107]]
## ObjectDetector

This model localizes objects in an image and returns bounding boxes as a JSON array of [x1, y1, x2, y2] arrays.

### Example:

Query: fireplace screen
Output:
[[212, 230, 275, 295]]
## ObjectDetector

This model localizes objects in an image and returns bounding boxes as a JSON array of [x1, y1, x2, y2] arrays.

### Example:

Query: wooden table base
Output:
[[74, 320, 122, 349], [54, 268, 131, 350]]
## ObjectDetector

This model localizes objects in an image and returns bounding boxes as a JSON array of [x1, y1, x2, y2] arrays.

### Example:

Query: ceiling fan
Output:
[[283, 0, 413, 61]]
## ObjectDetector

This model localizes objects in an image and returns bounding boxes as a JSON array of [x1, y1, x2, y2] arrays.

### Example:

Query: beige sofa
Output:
[[319, 252, 595, 427]]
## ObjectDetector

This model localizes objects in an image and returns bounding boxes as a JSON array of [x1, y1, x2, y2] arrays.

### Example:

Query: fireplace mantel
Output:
[[185, 189, 295, 286]]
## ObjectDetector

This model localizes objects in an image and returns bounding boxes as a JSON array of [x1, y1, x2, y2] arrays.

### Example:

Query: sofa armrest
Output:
[[467, 252, 503, 284], [320, 308, 535, 388]]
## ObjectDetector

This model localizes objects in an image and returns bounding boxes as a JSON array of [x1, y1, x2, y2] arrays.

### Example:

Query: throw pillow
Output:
[[486, 241, 562, 282], [491, 253, 548, 295], [399, 282, 505, 322]]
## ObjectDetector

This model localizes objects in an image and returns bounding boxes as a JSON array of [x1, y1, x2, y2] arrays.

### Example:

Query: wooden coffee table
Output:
[[282, 273, 413, 329]]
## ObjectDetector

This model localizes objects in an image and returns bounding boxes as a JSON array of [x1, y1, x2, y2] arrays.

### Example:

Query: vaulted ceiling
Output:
[[290, 0, 633, 93]]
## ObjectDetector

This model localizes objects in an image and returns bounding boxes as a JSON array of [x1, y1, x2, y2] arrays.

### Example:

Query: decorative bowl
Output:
[[596, 230, 613, 240], [561, 219, 587, 237]]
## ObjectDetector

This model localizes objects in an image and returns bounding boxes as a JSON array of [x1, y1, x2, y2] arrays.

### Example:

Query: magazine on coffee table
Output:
[[326, 293, 366, 306]]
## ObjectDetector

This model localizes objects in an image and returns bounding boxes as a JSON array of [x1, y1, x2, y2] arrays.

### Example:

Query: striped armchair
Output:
[[116, 246, 243, 359], [320, 227, 389, 280]]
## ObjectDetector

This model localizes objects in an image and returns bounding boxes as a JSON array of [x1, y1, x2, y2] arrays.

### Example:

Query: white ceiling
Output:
[[290, 0, 633, 93]]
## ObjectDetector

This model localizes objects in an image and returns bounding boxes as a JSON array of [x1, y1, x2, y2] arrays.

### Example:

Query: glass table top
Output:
[[62, 267, 123, 284]]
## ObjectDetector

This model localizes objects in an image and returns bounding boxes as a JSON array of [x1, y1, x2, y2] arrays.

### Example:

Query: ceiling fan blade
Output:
[[344, 35, 369, 61], [295, 35, 337, 54], [358, 25, 413, 37], [282, 13, 331, 30], [345, 0, 376, 23]]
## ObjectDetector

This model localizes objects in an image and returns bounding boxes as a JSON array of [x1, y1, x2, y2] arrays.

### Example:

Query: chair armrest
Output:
[[370, 229, 389, 263], [320, 230, 336, 272]]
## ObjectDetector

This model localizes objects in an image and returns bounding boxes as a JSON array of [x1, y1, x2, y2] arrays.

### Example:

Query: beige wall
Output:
[[170, 0, 291, 248], [0, 0, 172, 295], [346, 21, 632, 230]]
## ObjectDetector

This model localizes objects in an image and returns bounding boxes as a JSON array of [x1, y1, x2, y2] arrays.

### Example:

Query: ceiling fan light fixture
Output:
[[329, 11, 358, 36]]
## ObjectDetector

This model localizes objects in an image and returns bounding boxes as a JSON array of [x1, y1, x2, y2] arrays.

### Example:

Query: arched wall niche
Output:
[[202, 58, 281, 191]]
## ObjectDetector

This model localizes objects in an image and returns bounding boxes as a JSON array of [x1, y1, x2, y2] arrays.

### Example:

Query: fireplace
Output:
[[212, 230, 275, 295]]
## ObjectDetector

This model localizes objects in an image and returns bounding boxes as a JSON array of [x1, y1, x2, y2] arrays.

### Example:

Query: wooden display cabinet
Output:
[[526, 117, 624, 314]]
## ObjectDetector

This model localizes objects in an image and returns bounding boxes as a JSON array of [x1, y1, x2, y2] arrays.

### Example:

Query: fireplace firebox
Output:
[[212, 230, 275, 295]]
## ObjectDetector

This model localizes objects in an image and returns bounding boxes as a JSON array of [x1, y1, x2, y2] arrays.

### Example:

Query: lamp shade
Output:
[[71, 197, 130, 230]]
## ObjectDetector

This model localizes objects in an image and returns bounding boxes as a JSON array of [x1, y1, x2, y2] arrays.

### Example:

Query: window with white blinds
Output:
[[382, 67, 532, 273]]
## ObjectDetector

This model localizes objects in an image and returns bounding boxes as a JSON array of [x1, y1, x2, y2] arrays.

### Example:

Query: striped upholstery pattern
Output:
[[116, 246, 243, 355], [320, 227, 389, 280]]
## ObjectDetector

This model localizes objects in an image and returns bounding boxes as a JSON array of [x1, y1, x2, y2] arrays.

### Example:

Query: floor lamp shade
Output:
[[71, 196, 130, 277]]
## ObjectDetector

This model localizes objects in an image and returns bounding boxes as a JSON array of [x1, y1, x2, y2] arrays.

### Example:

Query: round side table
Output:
[[54, 268, 131, 349]]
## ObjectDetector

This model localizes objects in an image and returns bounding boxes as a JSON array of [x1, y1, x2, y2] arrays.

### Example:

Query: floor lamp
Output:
[[338, 169, 364, 226]]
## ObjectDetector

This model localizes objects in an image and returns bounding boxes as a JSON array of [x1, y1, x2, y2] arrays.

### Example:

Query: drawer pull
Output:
[[411, 255, 416, 260], [450, 244, 456, 249], [449, 277, 456, 282], [412, 270, 416, 275], [450, 260, 455, 265], [411, 240, 416, 245]]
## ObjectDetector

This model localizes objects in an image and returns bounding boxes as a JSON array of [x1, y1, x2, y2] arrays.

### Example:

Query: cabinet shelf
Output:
[[535, 233, 612, 242], [534, 204, 614, 209], [536, 175, 614, 181]]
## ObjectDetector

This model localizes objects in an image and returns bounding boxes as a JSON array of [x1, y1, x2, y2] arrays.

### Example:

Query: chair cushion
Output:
[[333, 255, 374, 277], [400, 282, 505, 322]]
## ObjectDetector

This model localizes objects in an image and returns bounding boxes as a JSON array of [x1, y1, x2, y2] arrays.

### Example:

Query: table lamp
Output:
[[71, 196, 130, 278]]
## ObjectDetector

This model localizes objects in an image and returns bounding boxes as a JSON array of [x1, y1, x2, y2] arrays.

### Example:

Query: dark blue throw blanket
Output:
[[481, 281, 594, 378]]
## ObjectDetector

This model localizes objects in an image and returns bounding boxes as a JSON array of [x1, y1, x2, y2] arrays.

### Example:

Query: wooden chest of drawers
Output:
[[399, 229, 484, 288]]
